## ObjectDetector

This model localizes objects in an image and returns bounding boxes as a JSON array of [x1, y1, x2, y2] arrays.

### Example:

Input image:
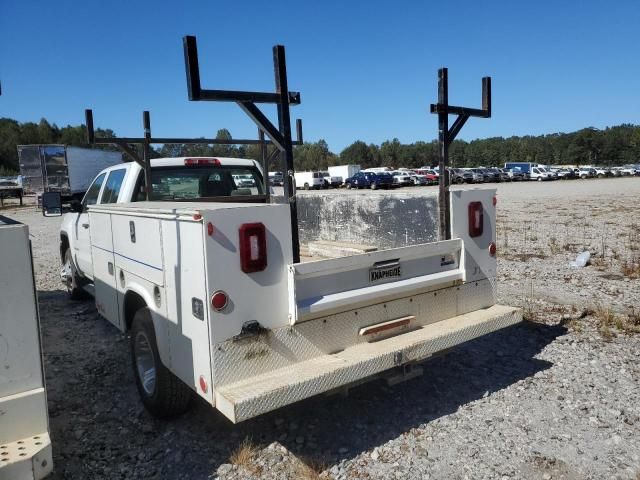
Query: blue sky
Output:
[[1, 1, 639, 152]]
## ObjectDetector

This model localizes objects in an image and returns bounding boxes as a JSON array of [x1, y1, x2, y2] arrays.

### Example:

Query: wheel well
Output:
[[124, 291, 147, 331], [60, 234, 69, 263]]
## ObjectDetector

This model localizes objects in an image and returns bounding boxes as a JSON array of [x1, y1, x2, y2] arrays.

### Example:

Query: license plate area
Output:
[[369, 259, 401, 284]]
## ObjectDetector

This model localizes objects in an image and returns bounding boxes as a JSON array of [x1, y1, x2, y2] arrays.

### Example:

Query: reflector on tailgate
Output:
[[287, 239, 464, 324]]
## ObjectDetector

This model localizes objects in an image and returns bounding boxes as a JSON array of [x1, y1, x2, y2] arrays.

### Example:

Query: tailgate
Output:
[[288, 238, 464, 324]]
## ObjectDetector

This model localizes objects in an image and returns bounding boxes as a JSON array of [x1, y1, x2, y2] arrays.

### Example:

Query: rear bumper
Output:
[[215, 304, 522, 423]]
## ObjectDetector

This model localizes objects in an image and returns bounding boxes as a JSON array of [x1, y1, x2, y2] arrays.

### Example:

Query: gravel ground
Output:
[[2, 177, 639, 479]]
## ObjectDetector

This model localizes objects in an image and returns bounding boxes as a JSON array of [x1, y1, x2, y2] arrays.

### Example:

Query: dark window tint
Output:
[[83, 173, 106, 206], [101, 169, 127, 204]]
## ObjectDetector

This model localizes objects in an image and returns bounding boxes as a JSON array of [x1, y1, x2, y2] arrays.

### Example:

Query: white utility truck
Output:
[[0, 216, 53, 479], [56, 156, 521, 423]]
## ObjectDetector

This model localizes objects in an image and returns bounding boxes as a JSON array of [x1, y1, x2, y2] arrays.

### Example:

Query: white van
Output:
[[529, 166, 552, 181], [294, 171, 324, 190]]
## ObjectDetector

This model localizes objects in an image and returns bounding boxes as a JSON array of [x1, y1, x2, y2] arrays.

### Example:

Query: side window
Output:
[[100, 169, 127, 204], [83, 173, 106, 207]]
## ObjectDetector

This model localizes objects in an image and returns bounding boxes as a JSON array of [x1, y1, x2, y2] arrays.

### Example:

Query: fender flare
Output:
[[123, 283, 171, 368]]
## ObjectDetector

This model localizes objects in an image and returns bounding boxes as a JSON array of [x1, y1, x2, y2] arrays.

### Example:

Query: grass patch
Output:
[[621, 256, 640, 279], [591, 303, 640, 337], [229, 437, 258, 468], [293, 455, 326, 480]]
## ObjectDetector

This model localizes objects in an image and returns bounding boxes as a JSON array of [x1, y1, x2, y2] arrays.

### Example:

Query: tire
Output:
[[371, 183, 378, 190], [456, 177, 464, 185], [537, 177, 542, 182], [303, 183, 310, 190], [346, 183, 352, 189], [131, 308, 192, 418], [62, 249, 85, 300]]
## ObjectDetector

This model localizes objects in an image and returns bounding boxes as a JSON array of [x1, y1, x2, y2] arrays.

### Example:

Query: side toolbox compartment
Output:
[[90, 212, 120, 328]]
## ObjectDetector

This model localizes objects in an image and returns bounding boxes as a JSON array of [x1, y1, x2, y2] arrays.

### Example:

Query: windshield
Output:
[[148, 165, 265, 200]]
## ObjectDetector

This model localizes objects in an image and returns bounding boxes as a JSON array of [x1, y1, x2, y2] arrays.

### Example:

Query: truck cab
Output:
[[60, 157, 265, 293]]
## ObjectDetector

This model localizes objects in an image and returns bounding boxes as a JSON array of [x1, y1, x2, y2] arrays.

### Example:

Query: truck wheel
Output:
[[537, 177, 542, 182], [62, 249, 85, 300], [131, 308, 192, 418], [304, 183, 310, 190], [346, 183, 352, 189], [371, 183, 378, 190], [456, 177, 464, 185]]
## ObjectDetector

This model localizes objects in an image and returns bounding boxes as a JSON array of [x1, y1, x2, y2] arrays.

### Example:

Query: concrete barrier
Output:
[[295, 190, 440, 250]]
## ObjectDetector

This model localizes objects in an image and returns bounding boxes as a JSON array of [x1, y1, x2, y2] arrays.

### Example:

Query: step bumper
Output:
[[215, 304, 522, 423], [0, 433, 52, 480]]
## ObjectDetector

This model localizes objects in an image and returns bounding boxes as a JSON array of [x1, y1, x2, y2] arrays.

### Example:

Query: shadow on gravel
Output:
[[38, 282, 566, 480]]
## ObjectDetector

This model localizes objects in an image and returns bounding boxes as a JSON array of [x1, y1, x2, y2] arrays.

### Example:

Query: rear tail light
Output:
[[239, 223, 267, 273], [184, 158, 221, 166], [468, 202, 483, 237]]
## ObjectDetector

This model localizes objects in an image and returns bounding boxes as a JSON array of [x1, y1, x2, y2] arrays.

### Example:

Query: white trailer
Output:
[[17, 145, 122, 199], [0, 216, 53, 479], [83, 187, 521, 423], [328, 165, 360, 184]]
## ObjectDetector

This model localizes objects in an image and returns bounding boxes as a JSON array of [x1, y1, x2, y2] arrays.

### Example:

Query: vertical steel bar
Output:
[[437, 68, 451, 240], [273, 45, 300, 263], [259, 129, 270, 203], [143, 111, 152, 201]]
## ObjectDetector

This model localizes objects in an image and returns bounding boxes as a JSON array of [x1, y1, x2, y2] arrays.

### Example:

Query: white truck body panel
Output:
[[0, 217, 53, 479], [83, 187, 520, 423], [328, 165, 360, 183]]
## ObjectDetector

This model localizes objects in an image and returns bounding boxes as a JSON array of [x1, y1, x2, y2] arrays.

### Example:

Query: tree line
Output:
[[1, 117, 639, 175]]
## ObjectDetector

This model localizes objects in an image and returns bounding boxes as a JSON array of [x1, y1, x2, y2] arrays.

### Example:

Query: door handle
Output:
[[82, 223, 89, 229]]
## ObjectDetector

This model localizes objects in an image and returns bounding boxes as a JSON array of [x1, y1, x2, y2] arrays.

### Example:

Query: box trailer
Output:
[[328, 165, 360, 184], [17, 145, 122, 199], [0, 216, 53, 479]]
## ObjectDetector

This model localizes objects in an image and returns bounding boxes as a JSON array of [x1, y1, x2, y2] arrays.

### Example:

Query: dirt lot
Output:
[[2, 177, 639, 479]]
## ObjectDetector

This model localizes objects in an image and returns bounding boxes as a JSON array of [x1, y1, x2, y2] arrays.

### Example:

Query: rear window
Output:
[[148, 166, 265, 200]]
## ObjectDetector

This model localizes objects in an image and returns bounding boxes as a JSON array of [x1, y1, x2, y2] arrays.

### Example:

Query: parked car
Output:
[[551, 168, 574, 179], [391, 171, 414, 187], [268, 171, 284, 186], [593, 167, 608, 178], [578, 167, 596, 179], [447, 168, 474, 184], [500, 168, 524, 181], [416, 169, 439, 184], [484, 168, 503, 182], [621, 166, 636, 176], [345, 171, 394, 190], [403, 170, 428, 186], [233, 174, 257, 188], [467, 168, 489, 183], [497, 168, 512, 182]]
